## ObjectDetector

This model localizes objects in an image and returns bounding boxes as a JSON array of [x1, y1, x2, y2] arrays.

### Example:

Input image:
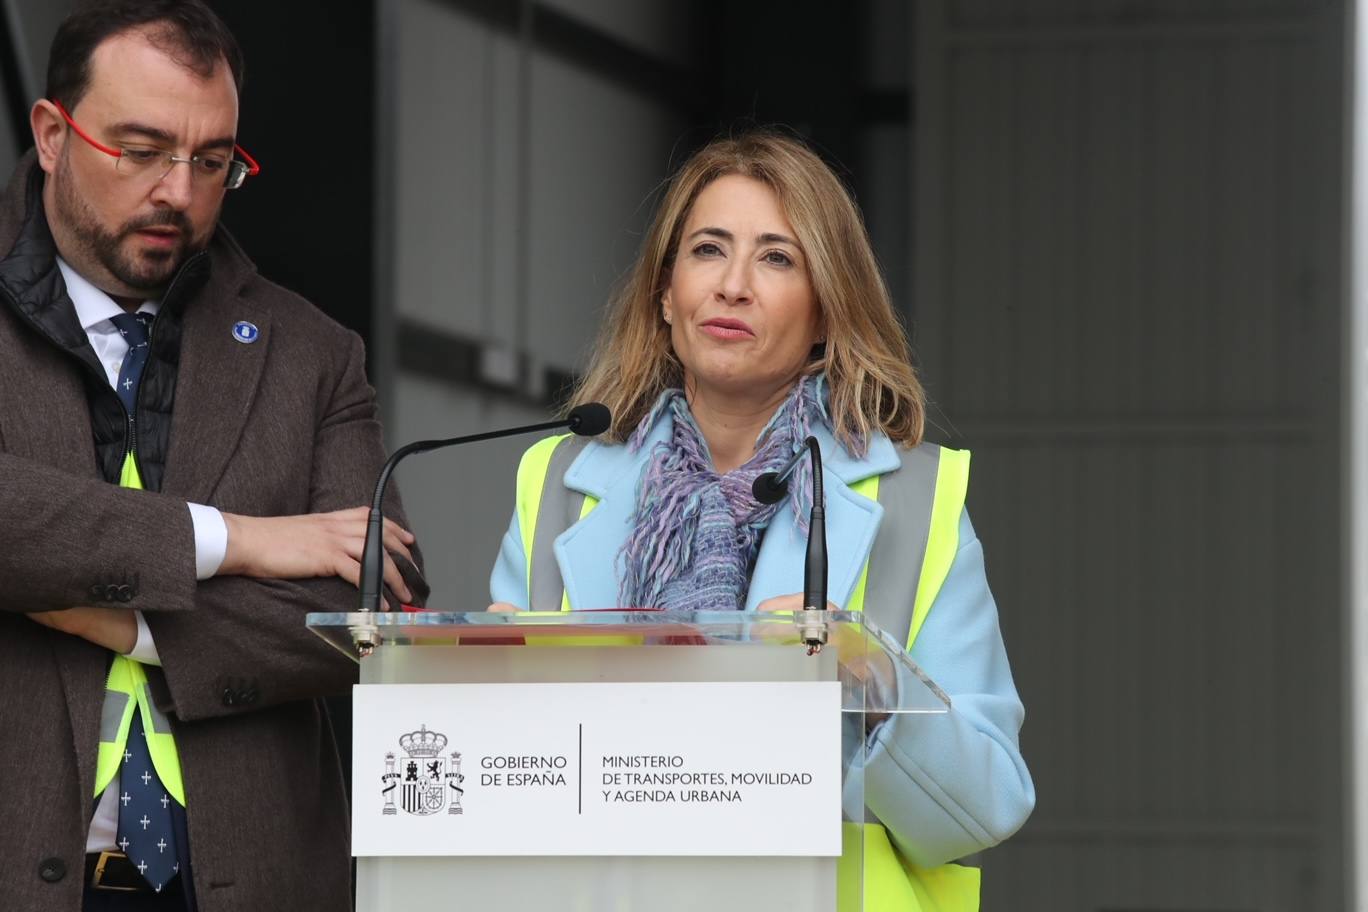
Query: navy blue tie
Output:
[[109, 311, 154, 415], [108, 309, 178, 892], [117, 710, 180, 891]]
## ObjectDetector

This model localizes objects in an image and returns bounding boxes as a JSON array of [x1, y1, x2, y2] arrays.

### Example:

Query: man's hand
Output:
[[28, 607, 137, 653], [219, 507, 418, 603]]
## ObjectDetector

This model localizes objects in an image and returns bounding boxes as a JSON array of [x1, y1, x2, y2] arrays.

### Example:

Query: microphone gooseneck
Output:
[[749, 435, 830, 650], [798, 437, 826, 613], [357, 403, 612, 618]]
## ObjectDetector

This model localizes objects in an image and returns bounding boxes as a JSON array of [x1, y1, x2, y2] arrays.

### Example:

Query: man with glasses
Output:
[[0, 2, 424, 909]]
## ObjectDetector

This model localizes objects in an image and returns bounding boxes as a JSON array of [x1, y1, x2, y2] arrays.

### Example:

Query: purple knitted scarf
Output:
[[619, 375, 827, 611]]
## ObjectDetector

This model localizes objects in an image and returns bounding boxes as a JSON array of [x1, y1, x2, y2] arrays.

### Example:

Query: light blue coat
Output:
[[490, 409, 1036, 867]]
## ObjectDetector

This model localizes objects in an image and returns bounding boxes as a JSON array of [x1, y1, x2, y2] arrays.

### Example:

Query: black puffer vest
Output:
[[0, 163, 209, 492]]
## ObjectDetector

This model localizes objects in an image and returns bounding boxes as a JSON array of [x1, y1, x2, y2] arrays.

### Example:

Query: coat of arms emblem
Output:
[[381, 724, 465, 817]]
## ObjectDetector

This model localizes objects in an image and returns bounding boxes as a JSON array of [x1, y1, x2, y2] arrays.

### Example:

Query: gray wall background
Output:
[[912, 1, 1344, 909], [0, 0, 1351, 909], [377, 2, 1349, 910]]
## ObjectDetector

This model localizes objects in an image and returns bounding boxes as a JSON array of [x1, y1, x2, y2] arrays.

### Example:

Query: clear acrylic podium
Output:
[[306, 609, 949, 911]]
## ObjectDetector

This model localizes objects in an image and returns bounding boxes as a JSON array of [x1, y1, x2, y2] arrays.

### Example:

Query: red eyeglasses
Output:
[[53, 100, 260, 190]]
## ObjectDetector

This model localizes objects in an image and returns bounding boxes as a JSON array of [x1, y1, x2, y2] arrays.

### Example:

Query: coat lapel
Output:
[[0, 158, 105, 475], [0, 313, 110, 804], [554, 431, 659, 609], [160, 287, 270, 503], [51, 638, 106, 807], [746, 425, 901, 609], [743, 476, 885, 610], [0, 332, 109, 801], [0, 326, 100, 474]]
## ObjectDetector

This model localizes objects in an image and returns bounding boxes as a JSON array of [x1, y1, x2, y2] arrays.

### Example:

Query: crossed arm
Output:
[[25, 505, 418, 652], [3, 331, 427, 716]]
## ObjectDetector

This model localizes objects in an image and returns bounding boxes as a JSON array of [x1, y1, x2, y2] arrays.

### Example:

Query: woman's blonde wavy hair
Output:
[[569, 130, 925, 452]]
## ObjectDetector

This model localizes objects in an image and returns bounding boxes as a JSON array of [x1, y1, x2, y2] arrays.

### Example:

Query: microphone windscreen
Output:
[[567, 402, 612, 436], [752, 472, 788, 505]]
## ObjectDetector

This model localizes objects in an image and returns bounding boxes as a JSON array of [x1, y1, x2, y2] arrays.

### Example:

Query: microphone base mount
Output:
[[796, 608, 829, 655], [350, 623, 381, 658]]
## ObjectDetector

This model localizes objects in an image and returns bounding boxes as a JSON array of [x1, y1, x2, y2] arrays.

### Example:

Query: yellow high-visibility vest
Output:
[[515, 435, 980, 911], [92, 453, 186, 807]]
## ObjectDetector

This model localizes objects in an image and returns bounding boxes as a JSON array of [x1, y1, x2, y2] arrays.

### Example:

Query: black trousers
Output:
[[83, 878, 188, 912]]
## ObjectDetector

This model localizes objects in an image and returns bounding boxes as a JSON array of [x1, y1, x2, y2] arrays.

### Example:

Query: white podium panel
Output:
[[307, 610, 950, 912]]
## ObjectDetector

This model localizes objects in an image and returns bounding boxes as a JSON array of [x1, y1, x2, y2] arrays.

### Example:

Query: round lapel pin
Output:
[[232, 321, 260, 344]]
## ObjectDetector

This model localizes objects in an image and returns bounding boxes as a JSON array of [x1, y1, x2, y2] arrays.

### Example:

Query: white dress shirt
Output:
[[57, 258, 228, 852]]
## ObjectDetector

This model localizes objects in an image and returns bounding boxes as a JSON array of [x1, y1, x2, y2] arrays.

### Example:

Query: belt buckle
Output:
[[91, 850, 141, 892]]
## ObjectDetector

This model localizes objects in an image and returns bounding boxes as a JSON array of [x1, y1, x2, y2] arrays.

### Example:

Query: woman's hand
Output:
[[755, 592, 839, 614]]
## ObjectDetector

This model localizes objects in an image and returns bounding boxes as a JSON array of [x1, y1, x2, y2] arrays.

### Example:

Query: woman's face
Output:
[[662, 174, 822, 401]]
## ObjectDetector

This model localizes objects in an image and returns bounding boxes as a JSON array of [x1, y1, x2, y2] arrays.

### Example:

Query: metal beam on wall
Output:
[[438, 0, 706, 115], [1346, 3, 1368, 906]]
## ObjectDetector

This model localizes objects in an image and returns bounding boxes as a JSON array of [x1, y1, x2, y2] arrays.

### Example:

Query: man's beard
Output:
[[53, 160, 204, 295]]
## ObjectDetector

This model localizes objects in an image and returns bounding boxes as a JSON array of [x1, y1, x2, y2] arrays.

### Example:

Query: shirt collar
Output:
[[56, 257, 160, 331]]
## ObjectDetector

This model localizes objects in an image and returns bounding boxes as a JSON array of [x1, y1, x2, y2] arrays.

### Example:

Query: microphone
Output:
[[752, 444, 810, 505], [354, 403, 612, 646], [753, 437, 829, 653]]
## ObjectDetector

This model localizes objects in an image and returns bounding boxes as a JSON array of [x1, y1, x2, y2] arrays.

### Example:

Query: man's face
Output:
[[41, 28, 239, 297]]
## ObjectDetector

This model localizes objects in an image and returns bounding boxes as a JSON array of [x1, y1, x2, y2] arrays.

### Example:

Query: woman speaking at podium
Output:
[[489, 131, 1034, 909]]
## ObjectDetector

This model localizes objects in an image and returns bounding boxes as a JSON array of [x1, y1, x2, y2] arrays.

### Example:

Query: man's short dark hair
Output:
[[45, 0, 244, 110]]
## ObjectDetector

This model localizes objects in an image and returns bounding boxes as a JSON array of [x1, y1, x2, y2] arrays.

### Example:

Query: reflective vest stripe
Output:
[[516, 435, 569, 598], [94, 657, 186, 804], [911, 447, 970, 648], [99, 690, 133, 743], [851, 444, 937, 634], [560, 493, 595, 614], [532, 436, 589, 611], [94, 665, 137, 796], [847, 444, 966, 650], [91, 450, 186, 806]]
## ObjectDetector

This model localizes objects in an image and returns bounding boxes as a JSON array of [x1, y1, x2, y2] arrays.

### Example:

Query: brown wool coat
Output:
[[0, 152, 422, 911]]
